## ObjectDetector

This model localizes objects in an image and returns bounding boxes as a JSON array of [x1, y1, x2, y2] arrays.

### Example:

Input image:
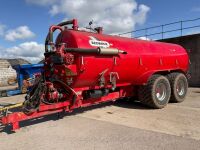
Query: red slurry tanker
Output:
[[0, 19, 189, 131]]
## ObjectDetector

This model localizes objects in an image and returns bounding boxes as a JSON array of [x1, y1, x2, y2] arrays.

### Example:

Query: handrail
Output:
[[118, 17, 200, 40]]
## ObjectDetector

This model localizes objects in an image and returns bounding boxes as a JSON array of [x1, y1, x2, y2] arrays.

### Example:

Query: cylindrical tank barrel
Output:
[[55, 30, 189, 88]]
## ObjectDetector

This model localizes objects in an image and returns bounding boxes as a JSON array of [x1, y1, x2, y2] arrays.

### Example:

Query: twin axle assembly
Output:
[[0, 19, 189, 131]]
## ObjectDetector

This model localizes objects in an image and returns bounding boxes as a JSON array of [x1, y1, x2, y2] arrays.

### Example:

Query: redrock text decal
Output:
[[89, 36, 110, 48]]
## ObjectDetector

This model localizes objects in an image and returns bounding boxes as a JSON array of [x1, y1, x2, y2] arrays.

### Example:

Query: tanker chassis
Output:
[[0, 19, 189, 131]]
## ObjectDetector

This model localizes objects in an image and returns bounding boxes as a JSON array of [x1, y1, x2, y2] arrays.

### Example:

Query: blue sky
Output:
[[0, 0, 199, 62], [138, 0, 200, 27]]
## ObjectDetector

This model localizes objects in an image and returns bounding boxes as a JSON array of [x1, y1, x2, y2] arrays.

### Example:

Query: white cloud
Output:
[[117, 33, 132, 38], [0, 23, 6, 36], [138, 36, 151, 41], [134, 4, 150, 25], [26, 0, 150, 34], [0, 42, 44, 63], [5, 26, 35, 41]]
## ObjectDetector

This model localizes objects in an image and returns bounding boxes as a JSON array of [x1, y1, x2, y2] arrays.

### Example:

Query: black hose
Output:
[[45, 20, 76, 52], [53, 79, 78, 105], [57, 20, 74, 27], [23, 77, 45, 113]]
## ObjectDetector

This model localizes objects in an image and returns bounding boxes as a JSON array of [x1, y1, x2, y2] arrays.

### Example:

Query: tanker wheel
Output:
[[138, 75, 171, 109], [167, 73, 188, 103]]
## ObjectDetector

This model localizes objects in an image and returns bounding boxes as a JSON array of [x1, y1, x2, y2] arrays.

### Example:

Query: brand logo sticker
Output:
[[89, 36, 110, 48]]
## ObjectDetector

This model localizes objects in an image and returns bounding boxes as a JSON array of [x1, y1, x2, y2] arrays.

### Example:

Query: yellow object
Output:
[[0, 103, 23, 112]]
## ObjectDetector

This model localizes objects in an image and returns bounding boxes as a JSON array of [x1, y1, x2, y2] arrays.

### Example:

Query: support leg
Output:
[[12, 122, 19, 131]]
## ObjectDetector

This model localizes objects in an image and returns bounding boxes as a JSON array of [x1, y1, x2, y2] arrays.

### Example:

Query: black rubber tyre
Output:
[[138, 75, 171, 109], [167, 73, 188, 103]]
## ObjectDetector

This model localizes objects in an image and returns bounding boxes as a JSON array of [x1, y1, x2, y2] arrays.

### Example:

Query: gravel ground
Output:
[[0, 88, 200, 150]]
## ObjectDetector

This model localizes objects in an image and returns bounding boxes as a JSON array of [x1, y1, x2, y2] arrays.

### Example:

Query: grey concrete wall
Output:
[[0, 58, 30, 87], [159, 33, 200, 87], [0, 67, 17, 86]]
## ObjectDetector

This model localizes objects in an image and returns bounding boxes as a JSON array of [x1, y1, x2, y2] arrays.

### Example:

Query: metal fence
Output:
[[118, 17, 200, 40]]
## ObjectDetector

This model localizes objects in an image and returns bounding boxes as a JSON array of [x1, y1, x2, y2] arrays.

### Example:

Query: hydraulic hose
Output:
[[45, 19, 78, 52]]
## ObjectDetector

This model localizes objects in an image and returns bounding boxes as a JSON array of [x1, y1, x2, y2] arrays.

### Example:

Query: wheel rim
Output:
[[176, 79, 185, 96], [156, 82, 167, 101]]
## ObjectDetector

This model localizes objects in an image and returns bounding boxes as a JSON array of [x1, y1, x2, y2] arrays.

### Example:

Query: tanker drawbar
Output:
[[0, 19, 189, 131]]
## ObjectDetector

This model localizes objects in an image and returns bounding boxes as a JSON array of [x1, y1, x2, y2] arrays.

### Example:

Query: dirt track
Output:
[[0, 88, 200, 150]]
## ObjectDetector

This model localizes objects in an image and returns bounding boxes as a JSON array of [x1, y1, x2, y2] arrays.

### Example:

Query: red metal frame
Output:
[[1, 90, 125, 131], [1, 101, 70, 130]]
